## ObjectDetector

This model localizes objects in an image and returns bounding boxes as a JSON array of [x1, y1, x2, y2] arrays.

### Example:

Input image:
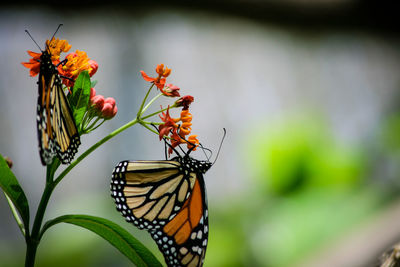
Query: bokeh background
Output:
[[1, 1, 400, 266]]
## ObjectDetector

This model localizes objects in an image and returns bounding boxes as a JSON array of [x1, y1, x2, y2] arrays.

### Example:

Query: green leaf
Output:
[[42, 215, 163, 267], [70, 71, 91, 126], [0, 154, 30, 234]]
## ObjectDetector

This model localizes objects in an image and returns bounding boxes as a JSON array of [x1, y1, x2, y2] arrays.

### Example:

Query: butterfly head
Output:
[[194, 159, 212, 174], [175, 128, 226, 175], [40, 51, 52, 65], [200, 161, 213, 173], [175, 155, 212, 175]]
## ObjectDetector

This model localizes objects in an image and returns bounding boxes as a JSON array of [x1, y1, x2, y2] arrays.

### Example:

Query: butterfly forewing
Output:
[[36, 50, 80, 165], [111, 158, 210, 267], [111, 160, 193, 230]]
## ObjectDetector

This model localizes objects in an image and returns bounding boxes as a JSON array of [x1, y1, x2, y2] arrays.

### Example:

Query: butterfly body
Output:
[[111, 156, 211, 267], [36, 48, 80, 165]]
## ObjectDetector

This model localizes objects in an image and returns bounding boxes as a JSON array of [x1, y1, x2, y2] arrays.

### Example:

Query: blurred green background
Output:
[[1, 1, 400, 266]]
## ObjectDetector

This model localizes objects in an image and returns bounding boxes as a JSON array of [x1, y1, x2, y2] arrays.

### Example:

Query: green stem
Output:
[[141, 92, 163, 115], [26, 183, 54, 265], [141, 121, 162, 125], [140, 122, 160, 135], [137, 84, 154, 118], [80, 110, 96, 134], [25, 240, 37, 267], [54, 117, 138, 187], [46, 159, 60, 183], [141, 103, 178, 121], [79, 109, 91, 134], [87, 119, 105, 132], [85, 117, 101, 131], [25, 161, 58, 267]]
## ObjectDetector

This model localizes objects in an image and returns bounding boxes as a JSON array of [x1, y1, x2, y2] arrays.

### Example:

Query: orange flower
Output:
[[187, 135, 199, 150], [175, 95, 194, 110], [22, 38, 71, 77], [169, 130, 183, 154], [156, 64, 171, 77], [140, 64, 172, 91], [158, 107, 179, 141], [175, 109, 198, 151], [163, 84, 180, 97], [175, 109, 192, 136], [159, 107, 199, 155], [59, 50, 95, 87], [45, 38, 71, 62], [21, 50, 42, 77]]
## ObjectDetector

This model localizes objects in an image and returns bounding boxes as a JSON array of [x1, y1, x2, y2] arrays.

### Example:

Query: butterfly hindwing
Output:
[[37, 49, 80, 165], [151, 175, 209, 267], [111, 158, 211, 267]]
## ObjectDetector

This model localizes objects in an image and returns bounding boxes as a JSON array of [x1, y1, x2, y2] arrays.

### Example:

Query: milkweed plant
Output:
[[0, 35, 201, 267]]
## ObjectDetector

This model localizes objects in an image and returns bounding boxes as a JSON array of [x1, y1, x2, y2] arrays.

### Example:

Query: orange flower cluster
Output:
[[46, 38, 71, 61], [159, 104, 198, 155], [172, 109, 199, 150], [140, 64, 180, 97], [22, 35, 118, 137], [22, 38, 72, 77], [58, 50, 97, 87], [22, 38, 98, 88], [141, 64, 199, 155]]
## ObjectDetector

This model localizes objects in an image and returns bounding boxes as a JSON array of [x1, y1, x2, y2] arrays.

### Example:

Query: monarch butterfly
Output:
[[26, 25, 80, 165], [111, 146, 215, 267]]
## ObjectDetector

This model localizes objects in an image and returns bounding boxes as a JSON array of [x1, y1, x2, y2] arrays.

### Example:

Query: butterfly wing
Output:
[[153, 174, 209, 267], [111, 160, 209, 267], [37, 51, 80, 165]]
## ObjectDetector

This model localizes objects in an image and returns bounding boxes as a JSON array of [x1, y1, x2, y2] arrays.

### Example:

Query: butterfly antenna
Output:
[[199, 143, 212, 161], [24, 30, 42, 51], [160, 130, 182, 158], [212, 128, 226, 165], [50, 24, 63, 42], [164, 136, 181, 157], [150, 123, 171, 159]]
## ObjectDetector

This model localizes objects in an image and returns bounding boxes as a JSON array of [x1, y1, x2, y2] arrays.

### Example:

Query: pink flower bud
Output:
[[91, 95, 105, 111], [101, 103, 116, 119], [104, 97, 116, 107], [90, 87, 96, 100], [112, 105, 118, 117], [101, 97, 117, 119], [89, 60, 98, 77]]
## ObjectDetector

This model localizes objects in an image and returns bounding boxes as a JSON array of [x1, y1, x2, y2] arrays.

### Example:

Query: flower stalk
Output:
[[25, 160, 58, 267]]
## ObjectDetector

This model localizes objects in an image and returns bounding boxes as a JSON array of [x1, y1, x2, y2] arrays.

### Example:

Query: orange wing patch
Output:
[[42, 75, 53, 140], [163, 179, 203, 244]]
